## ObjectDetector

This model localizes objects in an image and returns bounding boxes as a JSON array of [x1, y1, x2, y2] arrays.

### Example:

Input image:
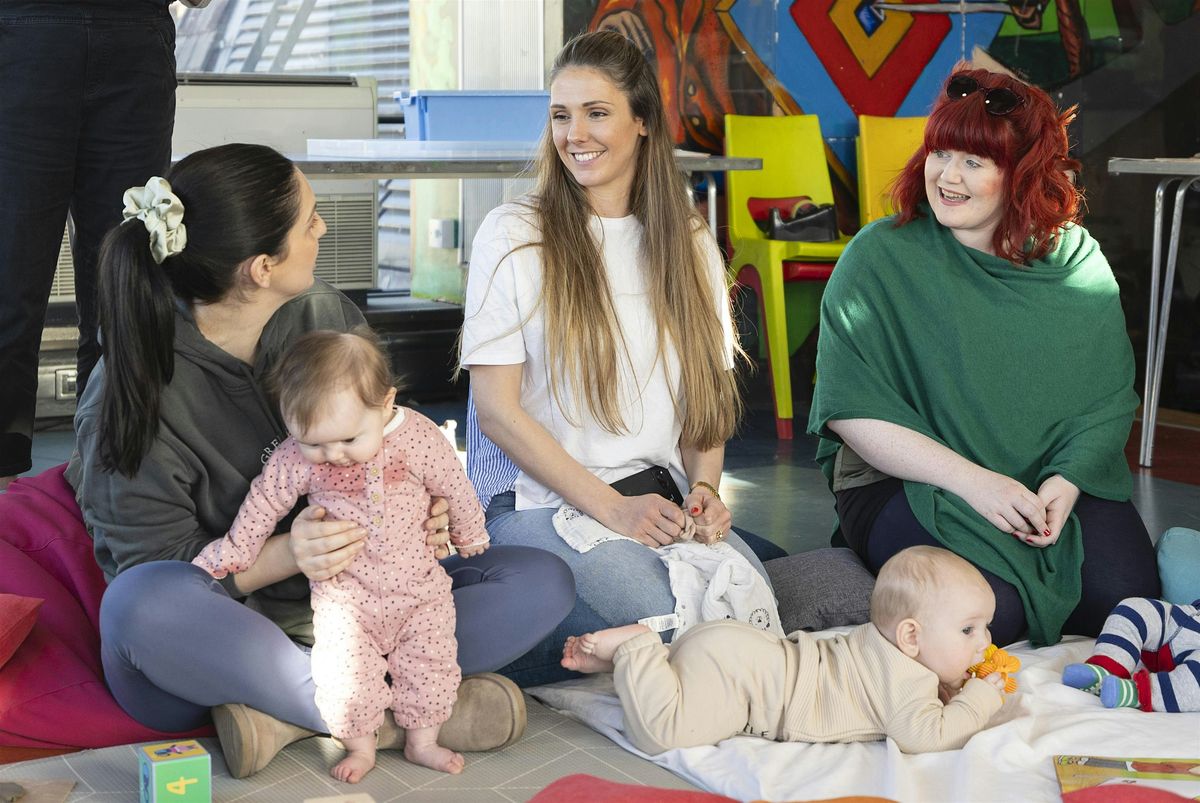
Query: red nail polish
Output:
[[1043, 529, 1051, 537], [691, 507, 700, 515]]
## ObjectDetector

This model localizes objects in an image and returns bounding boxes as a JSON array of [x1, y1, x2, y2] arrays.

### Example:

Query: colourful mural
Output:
[[579, 0, 772, 153], [567, 0, 1200, 184]]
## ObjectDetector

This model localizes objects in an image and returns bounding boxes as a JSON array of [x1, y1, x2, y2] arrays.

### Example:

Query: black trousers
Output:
[[0, 5, 175, 475], [837, 477, 1162, 646]]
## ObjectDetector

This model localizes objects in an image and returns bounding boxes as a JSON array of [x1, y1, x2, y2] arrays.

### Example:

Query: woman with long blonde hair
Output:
[[460, 30, 768, 684]]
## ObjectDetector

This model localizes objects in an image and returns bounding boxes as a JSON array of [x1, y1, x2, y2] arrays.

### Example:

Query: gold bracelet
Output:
[[690, 480, 720, 500]]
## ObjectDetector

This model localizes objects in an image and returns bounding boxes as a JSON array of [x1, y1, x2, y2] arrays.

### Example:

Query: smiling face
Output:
[[550, 66, 648, 217], [924, 148, 1005, 254], [912, 576, 996, 687], [287, 385, 394, 467]]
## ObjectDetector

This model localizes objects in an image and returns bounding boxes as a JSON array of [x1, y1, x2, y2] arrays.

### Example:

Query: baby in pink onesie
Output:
[[193, 329, 488, 783]]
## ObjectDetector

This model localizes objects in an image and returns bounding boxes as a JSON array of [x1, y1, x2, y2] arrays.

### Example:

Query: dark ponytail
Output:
[[97, 143, 302, 476]]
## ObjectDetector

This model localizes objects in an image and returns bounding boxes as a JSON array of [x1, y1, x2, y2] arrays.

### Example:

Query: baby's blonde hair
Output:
[[266, 326, 396, 433], [869, 546, 989, 635]]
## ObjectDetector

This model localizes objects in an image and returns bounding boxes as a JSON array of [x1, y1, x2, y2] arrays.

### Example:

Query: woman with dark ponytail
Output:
[[66, 143, 573, 778]]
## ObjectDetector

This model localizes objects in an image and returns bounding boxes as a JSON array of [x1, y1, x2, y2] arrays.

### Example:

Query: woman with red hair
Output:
[[808, 67, 1160, 649]]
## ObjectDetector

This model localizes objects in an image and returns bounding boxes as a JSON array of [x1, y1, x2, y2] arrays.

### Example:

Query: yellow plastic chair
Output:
[[725, 114, 852, 439], [856, 115, 927, 225]]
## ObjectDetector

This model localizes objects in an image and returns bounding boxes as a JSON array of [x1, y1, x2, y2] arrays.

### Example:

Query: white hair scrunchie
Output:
[[122, 176, 187, 264]]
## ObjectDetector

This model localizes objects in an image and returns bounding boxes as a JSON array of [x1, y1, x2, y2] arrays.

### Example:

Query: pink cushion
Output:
[[0, 464, 209, 748], [531, 774, 739, 802], [0, 594, 42, 669], [531, 776, 897, 802]]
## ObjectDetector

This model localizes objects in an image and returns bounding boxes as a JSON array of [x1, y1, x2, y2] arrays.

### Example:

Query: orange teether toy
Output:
[[968, 644, 1020, 694]]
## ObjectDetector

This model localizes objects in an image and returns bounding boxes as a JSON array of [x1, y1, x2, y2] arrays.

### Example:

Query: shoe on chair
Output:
[[376, 672, 527, 752], [211, 703, 317, 779]]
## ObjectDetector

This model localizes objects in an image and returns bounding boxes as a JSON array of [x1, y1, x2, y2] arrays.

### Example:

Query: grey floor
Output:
[[9, 388, 1199, 801], [0, 694, 697, 802]]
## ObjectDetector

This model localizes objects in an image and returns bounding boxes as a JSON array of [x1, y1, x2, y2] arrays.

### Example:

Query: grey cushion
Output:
[[765, 547, 875, 633]]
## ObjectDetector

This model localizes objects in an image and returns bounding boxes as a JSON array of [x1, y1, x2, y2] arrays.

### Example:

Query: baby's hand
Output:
[[938, 677, 967, 704], [456, 541, 489, 558], [981, 673, 1007, 693]]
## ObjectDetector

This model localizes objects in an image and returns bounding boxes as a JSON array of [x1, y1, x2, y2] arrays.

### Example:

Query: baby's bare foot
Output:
[[332, 735, 376, 783], [561, 634, 614, 673], [405, 740, 465, 774], [566, 624, 652, 671], [331, 748, 376, 783]]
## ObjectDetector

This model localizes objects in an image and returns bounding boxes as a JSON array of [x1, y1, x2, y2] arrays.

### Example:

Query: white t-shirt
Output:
[[459, 202, 734, 511]]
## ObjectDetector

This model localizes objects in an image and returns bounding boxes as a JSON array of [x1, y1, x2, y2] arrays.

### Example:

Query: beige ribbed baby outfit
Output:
[[612, 619, 1004, 755]]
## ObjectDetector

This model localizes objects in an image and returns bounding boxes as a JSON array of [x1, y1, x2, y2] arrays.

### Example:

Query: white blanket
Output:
[[529, 632, 1200, 802]]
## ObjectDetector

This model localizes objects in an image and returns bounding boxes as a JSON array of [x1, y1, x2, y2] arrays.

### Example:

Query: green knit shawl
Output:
[[808, 210, 1138, 646]]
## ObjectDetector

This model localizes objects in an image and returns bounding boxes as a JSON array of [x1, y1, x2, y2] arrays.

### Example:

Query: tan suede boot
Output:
[[376, 672, 527, 752], [211, 704, 317, 779]]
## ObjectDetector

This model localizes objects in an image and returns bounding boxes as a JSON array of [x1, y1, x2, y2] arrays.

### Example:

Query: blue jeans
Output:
[[0, 4, 175, 475], [484, 492, 771, 685], [100, 546, 574, 733]]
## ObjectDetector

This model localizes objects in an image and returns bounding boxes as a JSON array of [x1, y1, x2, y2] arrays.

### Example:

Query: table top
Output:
[[1108, 156, 1200, 177], [284, 148, 760, 180]]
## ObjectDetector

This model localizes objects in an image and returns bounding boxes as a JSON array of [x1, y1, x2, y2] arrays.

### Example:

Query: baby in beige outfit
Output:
[[562, 545, 1008, 754]]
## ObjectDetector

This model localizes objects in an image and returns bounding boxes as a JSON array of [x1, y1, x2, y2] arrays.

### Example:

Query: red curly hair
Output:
[[889, 66, 1082, 264]]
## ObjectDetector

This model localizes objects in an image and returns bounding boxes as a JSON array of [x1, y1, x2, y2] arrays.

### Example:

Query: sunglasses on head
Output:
[[946, 75, 1024, 116]]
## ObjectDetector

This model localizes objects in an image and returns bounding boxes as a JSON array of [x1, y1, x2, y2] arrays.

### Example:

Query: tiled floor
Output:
[[0, 693, 698, 802], [7, 372, 1198, 800]]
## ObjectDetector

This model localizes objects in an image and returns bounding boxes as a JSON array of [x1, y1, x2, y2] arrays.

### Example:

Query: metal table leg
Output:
[[1140, 175, 1200, 466], [705, 171, 718, 239], [1139, 177, 1178, 466]]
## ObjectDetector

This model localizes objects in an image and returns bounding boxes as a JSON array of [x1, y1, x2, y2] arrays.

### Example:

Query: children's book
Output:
[[1054, 755, 1200, 798]]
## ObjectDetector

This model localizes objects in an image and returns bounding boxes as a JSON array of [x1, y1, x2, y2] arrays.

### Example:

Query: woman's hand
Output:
[[958, 468, 1049, 538], [1025, 474, 1080, 548], [289, 505, 367, 582], [423, 496, 452, 560], [606, 494, 686, 547], [683, 486, 733, 545]]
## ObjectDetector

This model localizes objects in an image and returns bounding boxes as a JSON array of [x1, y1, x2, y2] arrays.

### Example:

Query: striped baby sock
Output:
[[1100, 676, 1140, 709], [1062, 663, 1110, 695]]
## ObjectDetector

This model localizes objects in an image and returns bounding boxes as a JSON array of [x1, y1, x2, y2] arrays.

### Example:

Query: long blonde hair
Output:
[[528, 29, 742, 449]]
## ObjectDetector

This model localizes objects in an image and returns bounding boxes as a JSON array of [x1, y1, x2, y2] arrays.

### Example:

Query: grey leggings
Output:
[[99, 546, 574, 733]]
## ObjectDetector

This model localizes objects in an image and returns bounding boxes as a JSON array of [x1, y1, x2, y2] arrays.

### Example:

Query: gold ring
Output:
[[715, 529, 724, 541]]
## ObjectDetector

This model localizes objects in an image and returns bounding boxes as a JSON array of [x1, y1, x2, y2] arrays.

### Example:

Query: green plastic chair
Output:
[[725, 114, 851, 439]]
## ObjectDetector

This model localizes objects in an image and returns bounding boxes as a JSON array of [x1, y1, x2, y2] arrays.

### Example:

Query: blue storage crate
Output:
[[397, 90, 550, 142]]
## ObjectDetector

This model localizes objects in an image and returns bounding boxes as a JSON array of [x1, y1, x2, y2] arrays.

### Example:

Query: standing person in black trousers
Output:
[[0, 0, 199, 488]]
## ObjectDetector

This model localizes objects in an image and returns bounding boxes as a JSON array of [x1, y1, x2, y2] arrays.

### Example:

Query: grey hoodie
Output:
[[67, 280, 364, 643]]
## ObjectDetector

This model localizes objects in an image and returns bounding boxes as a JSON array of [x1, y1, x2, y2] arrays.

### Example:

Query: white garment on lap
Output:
[[459, 203, 734, 512], [552, 503, 629, 552], [552, 504, 782, 637]]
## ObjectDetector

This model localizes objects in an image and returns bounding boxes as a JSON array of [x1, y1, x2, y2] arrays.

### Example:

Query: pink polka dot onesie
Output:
[[193, 408, 488, 739]]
